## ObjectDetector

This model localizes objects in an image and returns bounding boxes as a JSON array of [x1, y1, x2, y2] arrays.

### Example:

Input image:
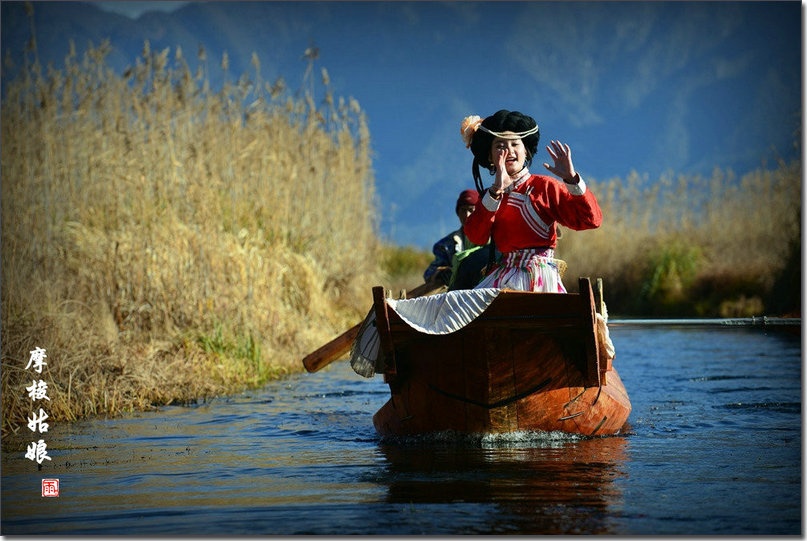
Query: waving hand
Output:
[[543, 140, 579, 183]]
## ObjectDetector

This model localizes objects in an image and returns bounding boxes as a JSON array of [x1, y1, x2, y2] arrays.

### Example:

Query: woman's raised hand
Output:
[[543, 140, 578, 183], [492, 147, 514, 194]]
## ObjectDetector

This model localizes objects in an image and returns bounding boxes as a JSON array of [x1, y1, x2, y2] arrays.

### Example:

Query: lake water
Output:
[[1, 322, 801, 535]]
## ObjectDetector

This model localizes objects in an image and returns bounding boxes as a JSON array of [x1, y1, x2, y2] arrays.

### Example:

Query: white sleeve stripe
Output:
[[482, 189, 501, 211]]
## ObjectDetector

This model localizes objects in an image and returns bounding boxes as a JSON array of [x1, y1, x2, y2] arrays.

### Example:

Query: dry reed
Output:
[[2, 40, 382, 436], [557, 164, 801, 315]]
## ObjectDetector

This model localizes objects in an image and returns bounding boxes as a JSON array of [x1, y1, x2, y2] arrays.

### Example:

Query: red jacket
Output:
[[463, 173, 602, 254]]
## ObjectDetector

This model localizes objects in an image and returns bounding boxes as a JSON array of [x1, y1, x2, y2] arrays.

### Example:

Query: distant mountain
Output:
[[3, 2, 315, 83], [2, 1, 801, 248]]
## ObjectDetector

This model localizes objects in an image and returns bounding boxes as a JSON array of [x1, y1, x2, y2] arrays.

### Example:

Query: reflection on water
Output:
[[1, 325, 801, 535], [377, 434, 629, 534]]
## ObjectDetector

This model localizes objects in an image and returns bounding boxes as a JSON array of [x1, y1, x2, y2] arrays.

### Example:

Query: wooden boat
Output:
[[367, 277, 631, 438]]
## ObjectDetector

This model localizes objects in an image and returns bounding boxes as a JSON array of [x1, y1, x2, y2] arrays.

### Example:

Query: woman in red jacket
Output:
[[460, 109, 602, 292]]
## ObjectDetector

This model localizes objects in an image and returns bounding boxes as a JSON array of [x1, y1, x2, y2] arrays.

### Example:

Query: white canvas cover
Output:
[[349, 288, 501, 377], [386, 288, 502, 335]]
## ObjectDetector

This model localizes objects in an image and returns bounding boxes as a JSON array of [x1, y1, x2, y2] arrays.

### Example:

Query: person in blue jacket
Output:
[[424, 189, 496, 289]]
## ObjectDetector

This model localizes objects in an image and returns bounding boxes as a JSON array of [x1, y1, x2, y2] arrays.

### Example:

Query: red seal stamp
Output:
[[41, 478, 59, 497]]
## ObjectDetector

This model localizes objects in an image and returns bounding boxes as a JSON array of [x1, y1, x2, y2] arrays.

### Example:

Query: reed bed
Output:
[[2, 41, 382, 436], [556, 165, 801, 316]]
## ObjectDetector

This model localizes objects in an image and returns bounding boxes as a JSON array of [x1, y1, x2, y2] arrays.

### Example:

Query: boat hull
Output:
[[370, 278, 631, 437]]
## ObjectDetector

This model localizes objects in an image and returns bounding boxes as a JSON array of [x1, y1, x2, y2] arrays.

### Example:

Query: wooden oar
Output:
[[302, 281, 444, 373]]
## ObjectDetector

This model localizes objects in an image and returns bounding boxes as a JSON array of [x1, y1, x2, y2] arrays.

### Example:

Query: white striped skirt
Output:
[[475, 247, 566, 293]]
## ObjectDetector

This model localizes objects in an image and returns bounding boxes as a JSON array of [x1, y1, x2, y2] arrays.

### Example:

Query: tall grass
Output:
[[2, 39, 382, 436], [557, 165, 801, 316], [379, 244, 434, 293]]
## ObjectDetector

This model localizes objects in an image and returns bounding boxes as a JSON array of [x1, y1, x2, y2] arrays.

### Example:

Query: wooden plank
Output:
[[373, 286, 397, 380], [578, 277, 601, 387], [460, 330, 492, 433], [428, 334, 469, 432], [395, 332, 477, 434], [512, 331, 573, 429], [484, 327, 518, 431]]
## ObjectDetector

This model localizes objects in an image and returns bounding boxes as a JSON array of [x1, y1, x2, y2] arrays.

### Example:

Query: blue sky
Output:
[[31, 2, 805, 248]]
